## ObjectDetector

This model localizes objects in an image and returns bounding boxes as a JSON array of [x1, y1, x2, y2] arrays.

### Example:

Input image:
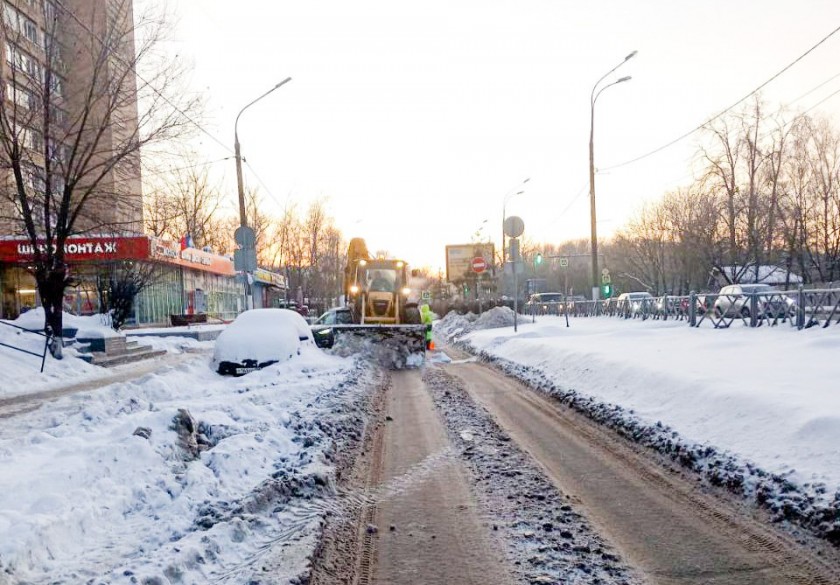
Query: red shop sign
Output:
[[0, 236, 151, 262]]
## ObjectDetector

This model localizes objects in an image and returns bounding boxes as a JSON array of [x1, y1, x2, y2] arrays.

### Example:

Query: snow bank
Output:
[[0, 313, 107, 399], [0, 345, 369, 583], [472, 306, 516, 329], [436, 307, 515, 341], [458, 316, 840, 543]]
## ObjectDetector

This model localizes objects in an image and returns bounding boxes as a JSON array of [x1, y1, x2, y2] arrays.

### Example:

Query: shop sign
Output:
[[149, 237, 235, 276], [254, 268, 287, 289], [0, 236, 150, 262]]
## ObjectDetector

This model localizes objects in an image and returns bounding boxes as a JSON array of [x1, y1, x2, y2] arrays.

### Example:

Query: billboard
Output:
[[445, 243, 495, 283]]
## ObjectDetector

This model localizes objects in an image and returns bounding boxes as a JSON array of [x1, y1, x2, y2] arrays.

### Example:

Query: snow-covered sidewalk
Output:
[[0, 343, 370, 583], [438, 309, 840, 541]]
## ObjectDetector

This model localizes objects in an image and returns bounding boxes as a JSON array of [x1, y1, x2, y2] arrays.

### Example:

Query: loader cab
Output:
[[348, 258, 416, 324]]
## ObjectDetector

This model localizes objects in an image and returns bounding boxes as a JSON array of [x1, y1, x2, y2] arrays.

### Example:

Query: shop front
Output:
[[253, 268, 288, 309], [0, 235, 285, 326]]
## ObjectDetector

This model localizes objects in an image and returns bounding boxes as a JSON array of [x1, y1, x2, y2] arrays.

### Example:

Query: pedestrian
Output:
[[420, 304, 434, 350]]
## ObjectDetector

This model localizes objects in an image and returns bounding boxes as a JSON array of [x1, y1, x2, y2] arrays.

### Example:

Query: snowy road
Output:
[[447, 349, 840, 584], [311, 342, 839, 584]]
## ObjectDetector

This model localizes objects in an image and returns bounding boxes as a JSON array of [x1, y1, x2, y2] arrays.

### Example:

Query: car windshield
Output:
[[335, 310, 353, 324], [539, 294, 563, 302]]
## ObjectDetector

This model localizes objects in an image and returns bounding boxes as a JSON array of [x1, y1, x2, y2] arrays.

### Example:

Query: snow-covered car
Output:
[[213, 308, 315, 375], [311, 307, 354, 349]]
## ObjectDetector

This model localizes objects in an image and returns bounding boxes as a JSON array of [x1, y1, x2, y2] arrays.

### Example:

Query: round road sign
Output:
[[503, 216, 525, 238], [471, 257, 487, 273]]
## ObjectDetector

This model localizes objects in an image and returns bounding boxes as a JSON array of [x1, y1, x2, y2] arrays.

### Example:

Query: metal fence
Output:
[[0, 320, 51, 372], [555, 287, 840, 330]]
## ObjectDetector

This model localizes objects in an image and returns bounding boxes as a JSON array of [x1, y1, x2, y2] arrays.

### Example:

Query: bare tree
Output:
[[0, 0, 198, 353], [167, 163, 224, 249], [142, 185, 177, 237]]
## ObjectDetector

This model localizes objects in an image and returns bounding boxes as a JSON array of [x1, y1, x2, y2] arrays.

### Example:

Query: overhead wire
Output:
[[600, 22, 840, 172], [142, 156, 233, 177]]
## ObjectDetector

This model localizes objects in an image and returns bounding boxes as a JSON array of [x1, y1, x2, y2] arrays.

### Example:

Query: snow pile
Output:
[[0, 313, 107, 399], [0, 347, 370, 583], [456, 317, 840, 544], [472, 306, 516, 330], [330, 330, 425, 369], [436, 308, 516, 342], [435, 311, 476, 340], [212, 308, 315, 369], [6, 307, 114, 337]]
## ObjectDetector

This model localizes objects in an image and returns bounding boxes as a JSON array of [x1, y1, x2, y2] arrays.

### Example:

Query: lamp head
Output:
[[617, 76, 632, 83], [625, 50, 638, 61]]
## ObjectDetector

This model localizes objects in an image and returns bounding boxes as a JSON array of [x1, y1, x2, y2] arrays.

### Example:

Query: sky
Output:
[[154, 1, 840, 271]]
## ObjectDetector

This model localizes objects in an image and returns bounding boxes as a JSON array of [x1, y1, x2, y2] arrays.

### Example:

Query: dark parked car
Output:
[[311, 307, 354, 348]]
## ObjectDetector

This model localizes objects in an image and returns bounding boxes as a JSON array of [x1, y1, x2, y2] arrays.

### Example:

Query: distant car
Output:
[[655, 295, 689, 316], [213, 309, 315, 376], [525, 292, 565, 315], [695, 293, 712, 315], [310, 307, 354, 349], [616, 291, 654, 316], [713, 284, 794, 319]]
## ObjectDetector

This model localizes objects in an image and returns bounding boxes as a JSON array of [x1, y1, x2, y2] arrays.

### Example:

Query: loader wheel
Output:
[[404, 304, 421, 324]]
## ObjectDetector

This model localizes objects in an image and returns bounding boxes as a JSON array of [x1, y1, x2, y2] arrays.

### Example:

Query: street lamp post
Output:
[[589, 51, 635, 301], [233, 77, 291, 310], [234, 77, 292, 227]]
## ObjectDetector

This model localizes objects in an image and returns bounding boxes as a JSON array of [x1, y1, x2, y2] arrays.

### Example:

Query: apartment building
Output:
[[0, 0, 142, 233], [0, 0, 145, 318]]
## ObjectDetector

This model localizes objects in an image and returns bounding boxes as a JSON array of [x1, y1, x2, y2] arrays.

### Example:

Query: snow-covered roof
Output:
[[717, 264, 802, 285]]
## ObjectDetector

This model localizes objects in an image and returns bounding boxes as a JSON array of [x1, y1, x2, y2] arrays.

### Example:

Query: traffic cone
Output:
[[429, 341, 435, 351]]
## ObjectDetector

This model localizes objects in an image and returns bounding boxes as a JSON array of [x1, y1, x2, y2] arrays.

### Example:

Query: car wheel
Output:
[[741, 306, 751, 319]]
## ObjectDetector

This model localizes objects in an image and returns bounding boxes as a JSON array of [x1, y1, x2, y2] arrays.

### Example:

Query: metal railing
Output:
[[0, 320, 51, 372], [549, 286, 840, 330]]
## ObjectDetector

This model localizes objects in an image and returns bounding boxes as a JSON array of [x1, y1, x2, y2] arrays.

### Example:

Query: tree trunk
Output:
[[36, 265, 67, 359]]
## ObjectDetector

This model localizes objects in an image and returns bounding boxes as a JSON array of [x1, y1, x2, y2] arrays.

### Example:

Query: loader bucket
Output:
[[329, 324, 427, 369]]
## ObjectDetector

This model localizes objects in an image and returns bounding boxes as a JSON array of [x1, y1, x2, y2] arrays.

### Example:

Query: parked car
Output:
[[712, 284, 794, 319], [311, 307, 354, 348], [695, 293, 712, 315], [525, 292, 565, 315], [616, 291, 655, 316], [213, 309, 315, 376], [655, 295, 684, 316]]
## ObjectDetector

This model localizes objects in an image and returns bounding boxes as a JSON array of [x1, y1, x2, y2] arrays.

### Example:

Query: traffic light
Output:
[[601, 283, 613, 297], [534, 253, 543, 266]]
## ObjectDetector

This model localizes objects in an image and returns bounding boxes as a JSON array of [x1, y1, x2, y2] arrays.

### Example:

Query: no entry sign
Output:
[[471, 256, 487, 273]]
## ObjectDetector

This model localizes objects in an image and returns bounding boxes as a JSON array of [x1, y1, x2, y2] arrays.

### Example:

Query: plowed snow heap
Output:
[[437, 306, 516, 342]]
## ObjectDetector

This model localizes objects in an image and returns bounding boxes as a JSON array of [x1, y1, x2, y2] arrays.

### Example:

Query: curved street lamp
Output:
[[234, 77, 292, 227], [233, 77, 291, 310], [589, 52, 635, 301]]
